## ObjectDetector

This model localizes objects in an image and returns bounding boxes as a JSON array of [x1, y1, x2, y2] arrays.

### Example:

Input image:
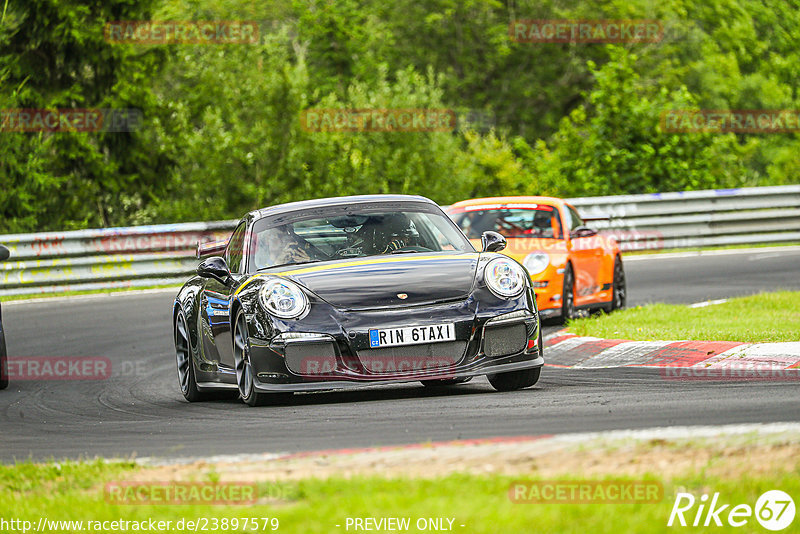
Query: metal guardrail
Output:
[[0, 222, 235, 296], [570, 184, 800, 251], [1, 185, 798, 296]]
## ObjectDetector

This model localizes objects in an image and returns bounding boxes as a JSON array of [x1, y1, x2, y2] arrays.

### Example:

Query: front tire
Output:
[[233, 310, 291, 406], [233, 309, 266, 406], [0, 322, 7, 390], [559, 264, 576, 324], [0, 351, 8, 390], [487, 327, 543, 392], [488, 366, 541, 392], [611, 256, 627, 310]]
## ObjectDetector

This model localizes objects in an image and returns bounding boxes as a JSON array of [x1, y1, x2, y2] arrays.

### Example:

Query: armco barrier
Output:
[[0, 221, 235, 296], [570, 184, 800, 251], [1, 185, 798, 296]]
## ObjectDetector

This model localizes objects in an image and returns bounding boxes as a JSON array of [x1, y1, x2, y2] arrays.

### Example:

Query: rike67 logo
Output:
[[668, 490, 795, 531]]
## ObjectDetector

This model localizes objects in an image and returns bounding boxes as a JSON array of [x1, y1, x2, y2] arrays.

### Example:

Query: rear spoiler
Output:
[[196, 239, 228, 259]]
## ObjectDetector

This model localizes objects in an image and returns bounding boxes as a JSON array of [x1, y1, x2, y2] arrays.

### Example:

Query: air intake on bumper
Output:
[[274, 333, 339, 376], [483, 323, 528, 357]]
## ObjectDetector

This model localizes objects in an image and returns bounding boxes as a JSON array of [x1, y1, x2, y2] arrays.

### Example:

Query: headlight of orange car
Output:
[[523, 252, 549, 275]]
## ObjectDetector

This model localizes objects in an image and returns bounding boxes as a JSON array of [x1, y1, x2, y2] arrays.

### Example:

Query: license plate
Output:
[[369, 323, 456, 348]]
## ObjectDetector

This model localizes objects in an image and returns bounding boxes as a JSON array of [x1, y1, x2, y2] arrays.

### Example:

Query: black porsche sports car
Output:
[[173, 195, 543, 406], [0, 244, 9, 390]]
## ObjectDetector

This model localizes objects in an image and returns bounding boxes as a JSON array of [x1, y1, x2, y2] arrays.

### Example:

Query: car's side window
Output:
[[566, 205, 584, 232], [226, 223, 247, 274]]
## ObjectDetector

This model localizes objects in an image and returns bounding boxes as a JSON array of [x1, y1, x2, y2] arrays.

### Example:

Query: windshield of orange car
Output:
[[449, 205, 564, 240]]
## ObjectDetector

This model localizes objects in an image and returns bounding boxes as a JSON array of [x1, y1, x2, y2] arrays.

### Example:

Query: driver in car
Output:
[[531, 210, 555, 238], [380, 214, 417, 253], [255, 226, 312, 268]]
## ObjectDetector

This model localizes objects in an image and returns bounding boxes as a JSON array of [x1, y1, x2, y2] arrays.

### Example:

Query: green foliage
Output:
[[457, 130, 533, 198], [518, 47, 753, 196], [2, 0, 800, 232], [0, 0, 172, 232], [149, 35, 486, 220]]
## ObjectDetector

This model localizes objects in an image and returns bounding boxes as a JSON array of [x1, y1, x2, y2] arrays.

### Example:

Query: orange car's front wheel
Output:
[[611, 256, 626, 310], [602, 255, 627, 313], [560, 264, 576, 323]]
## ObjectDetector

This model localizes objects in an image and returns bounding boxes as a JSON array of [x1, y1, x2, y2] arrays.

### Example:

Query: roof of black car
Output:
[[251, 194, 437, 219]]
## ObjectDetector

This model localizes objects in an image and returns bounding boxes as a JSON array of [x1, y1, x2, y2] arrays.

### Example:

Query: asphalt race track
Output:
[[2, 248, 800, 462]]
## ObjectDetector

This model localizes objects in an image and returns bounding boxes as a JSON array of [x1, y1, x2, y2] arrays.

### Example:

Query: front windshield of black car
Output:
[[248, 203, 474, 271], [449, 204, 564, 240]]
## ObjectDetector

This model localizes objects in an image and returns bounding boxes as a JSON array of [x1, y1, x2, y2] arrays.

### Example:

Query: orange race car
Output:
[[446, 196, 626, 322]]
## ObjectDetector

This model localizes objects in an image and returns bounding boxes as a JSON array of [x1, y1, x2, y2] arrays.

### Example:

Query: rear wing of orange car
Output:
[[196, 239, 228, 259]]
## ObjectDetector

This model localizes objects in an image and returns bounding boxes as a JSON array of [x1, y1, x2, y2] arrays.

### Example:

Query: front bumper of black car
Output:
[[245, 302, 542, 392]]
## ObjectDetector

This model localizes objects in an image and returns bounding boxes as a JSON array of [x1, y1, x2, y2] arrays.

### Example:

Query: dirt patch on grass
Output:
[[127, 425, 800, 484]]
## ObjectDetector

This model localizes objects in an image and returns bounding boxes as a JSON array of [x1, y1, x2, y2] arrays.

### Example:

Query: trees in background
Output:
[[0, 0, 172, 231], [1, 0, 799, 231]]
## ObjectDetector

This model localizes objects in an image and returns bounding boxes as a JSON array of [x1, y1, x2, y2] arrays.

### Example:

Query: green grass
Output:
[[0, 284, 179, 302], [1, 460, 797, 533], [624, 241, 800, 256], [568, 290, 800, 342]]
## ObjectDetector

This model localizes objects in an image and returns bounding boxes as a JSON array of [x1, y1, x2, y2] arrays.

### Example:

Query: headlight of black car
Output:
[[484, 257, 526, 298], [258, 278, 309, 319]]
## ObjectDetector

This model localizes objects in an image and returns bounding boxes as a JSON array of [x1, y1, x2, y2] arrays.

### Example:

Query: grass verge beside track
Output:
[[2, 431, 799, 533], [0, 285, 180, 303], [567, 290, 800, 343], [624, 241, 800, 256]]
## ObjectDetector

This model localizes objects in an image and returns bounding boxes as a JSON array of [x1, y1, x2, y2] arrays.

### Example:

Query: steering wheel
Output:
[[497, 220, 525, 234], [335, 246, 363, 257]]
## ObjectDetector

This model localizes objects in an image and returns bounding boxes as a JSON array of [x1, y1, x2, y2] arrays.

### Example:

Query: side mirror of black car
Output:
[[481, 231, 507, 253], [570, 226, 597, 239], [197, 256, 232, 285], [0, 245, 9, 261]]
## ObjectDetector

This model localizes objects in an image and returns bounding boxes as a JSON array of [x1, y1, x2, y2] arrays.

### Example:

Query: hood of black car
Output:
[[275, 253, 480, 310]]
